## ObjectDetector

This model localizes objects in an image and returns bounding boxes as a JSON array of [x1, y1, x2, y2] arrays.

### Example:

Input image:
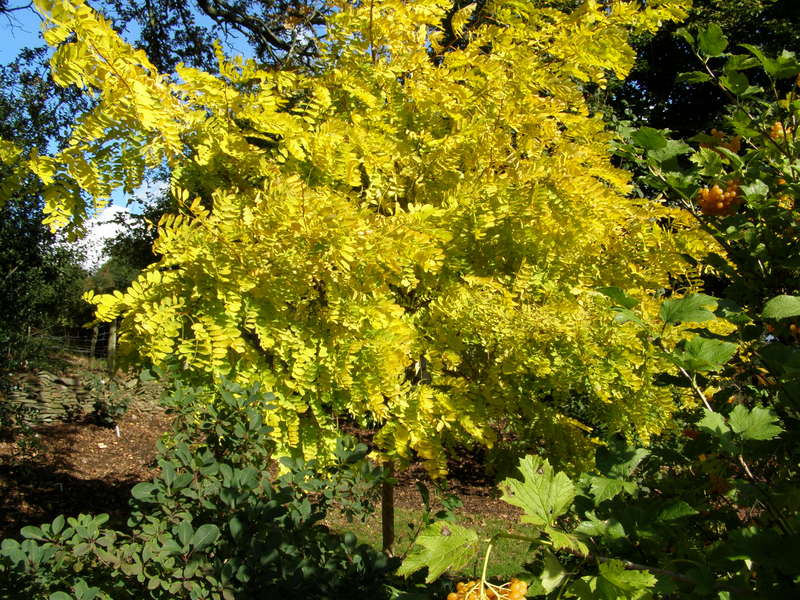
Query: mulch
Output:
[[0, 399, 171, 539]]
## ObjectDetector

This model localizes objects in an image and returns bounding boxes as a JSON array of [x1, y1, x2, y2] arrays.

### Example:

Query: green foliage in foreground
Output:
[[0, 381, 395, 599], [399, 38, 800, 598], [403, 415, 798, 597], [400, 295, 800, 598]]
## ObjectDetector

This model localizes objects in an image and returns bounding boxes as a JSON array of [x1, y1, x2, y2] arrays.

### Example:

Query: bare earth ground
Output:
[[1, 383, 514, 541], [0, 391, 171, 539]]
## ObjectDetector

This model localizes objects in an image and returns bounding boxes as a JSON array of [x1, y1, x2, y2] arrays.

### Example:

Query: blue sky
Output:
[[0, 5, 47, 64], [1, 4, 146, 260], [0, 2, 252, 263]]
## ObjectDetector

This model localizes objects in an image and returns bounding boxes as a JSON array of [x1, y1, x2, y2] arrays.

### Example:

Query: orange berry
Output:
[[778, 194, 795, 210], [770, 122, 794, 140]]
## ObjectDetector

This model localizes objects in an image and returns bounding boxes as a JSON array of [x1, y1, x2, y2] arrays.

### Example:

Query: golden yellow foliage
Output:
[[24, 0, 704, 473]]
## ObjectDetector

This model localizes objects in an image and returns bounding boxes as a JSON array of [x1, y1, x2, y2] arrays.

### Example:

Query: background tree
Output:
[[607, 0, 800, 134], [0, 46, 90, 372]]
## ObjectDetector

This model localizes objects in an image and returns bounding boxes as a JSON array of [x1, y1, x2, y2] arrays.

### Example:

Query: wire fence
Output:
[[3, 321, 119, 373], [31, 326, 114, 359]]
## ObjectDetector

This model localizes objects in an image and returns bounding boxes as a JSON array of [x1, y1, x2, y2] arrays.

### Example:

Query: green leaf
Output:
[[715, 298, 751, 325], [690, 147, 724, 177], [720, 70, 750, 95], [546, 527, 588, 554], [741, 44, 800, 78], [698, 409, 730, 437], [741, 180, 769, 202], [575, 512, 626, 542], [190, 524, 220, 552], [597, 444, 649, 479], [657, 500, 699, 521], [49, 593, 73, 600], [176, 520, 193, 548], [20, 526, 45, 541], [772, 49, 800, 79], [396, 521, 479, 582], [500, 456, 575, 527], [676, 71, 712, 84], [540, 550, 566, 593], [760, 343, 800, 375], [728, 405, 783, 441], [630, 127, 667, 151], [672, 335, 737, 373], [588, 476, 634, 505], [597, 287, 639, 309], [663, 170, 697, 196], [131, 482, 156, 501], [597, 559, 657, 597], [762, 295, 800, 320], [697, 24, 728, 58], [659, 294, 718, 324], [674, 27, 693, 45], [161, 461, 176, 488], [649, 139, 691, 163], [228, 516, 243, 540], [612, 308, 645, 326]]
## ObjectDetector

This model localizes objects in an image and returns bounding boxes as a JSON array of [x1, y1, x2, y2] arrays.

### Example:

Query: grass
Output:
[[325, 504, 538, 580]]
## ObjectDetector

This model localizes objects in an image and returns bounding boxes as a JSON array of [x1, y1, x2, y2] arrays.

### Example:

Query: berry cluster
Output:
[[697, 179, 741, 216], [700, 128, 741, 154], [770, 121, 794, 141], [447, 579, 528, 600]]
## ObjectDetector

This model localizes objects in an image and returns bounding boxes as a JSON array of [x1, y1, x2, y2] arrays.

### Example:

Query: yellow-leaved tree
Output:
[[25, 0, 711, 475]]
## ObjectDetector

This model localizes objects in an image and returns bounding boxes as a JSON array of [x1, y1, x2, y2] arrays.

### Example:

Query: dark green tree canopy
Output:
[[612, 0, 800, 134]]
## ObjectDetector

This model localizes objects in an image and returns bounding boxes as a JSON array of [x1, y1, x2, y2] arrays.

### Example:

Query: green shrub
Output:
[[0, 380, 393, 599]]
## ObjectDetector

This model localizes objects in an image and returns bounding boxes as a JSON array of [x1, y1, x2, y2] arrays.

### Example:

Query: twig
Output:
[[679, 365, 714, 411]]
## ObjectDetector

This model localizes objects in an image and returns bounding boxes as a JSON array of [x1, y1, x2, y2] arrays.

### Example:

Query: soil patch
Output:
[[0, 393, 171, 539]]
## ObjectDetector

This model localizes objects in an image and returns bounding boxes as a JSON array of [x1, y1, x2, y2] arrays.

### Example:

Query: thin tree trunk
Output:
[[90, 325, 99, 368], [107, 319, 117, 374], [382, 460, 395, 555]]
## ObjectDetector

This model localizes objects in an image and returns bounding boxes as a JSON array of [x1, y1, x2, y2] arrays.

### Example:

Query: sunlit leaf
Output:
[[397, 522, 479, 582]]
